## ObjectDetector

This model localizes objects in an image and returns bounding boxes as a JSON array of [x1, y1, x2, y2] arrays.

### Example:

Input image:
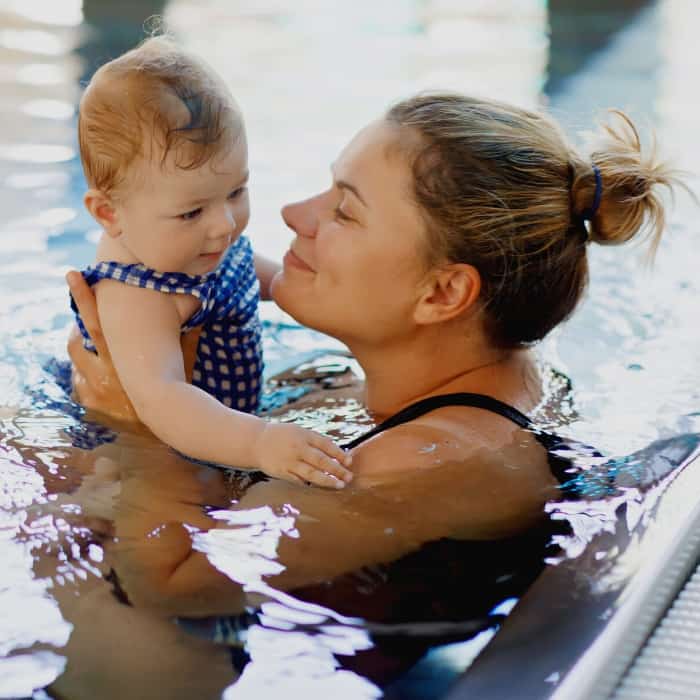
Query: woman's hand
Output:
[[66, 271, 201, 421]]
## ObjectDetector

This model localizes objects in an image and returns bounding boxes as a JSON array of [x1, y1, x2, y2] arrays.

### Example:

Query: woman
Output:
[[61, 93, 677, 693]]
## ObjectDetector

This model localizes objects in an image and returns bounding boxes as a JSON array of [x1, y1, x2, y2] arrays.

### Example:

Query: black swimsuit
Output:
[[345, 392, 536, 448], [343, 391, 580, 489], [175, 393, 587, 680]]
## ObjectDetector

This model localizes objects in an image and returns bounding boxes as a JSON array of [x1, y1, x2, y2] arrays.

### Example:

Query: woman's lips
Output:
[[283, 248, 314, 272]]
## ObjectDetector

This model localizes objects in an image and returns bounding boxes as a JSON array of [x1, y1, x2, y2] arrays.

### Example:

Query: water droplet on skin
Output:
[[88, 544, 103, 562], [418, 443, 437, 454]]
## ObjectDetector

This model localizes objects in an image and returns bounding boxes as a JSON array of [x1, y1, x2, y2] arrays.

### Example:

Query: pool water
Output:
[[1, 1, 700, 698]]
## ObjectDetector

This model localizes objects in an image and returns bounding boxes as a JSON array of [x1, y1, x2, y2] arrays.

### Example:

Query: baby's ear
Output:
[[84, 189, 120, 237]]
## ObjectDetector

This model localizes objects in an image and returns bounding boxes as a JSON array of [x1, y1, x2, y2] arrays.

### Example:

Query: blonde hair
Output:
[[78, 36, 242, 196], [386, 94, 682, 348]]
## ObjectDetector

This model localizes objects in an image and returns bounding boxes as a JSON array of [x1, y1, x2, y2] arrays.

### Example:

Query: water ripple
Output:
[[0, 144, 74, 163], [0, 29, 69, 56], [2, 0, 83, 28], [21, 99, 74, 120]]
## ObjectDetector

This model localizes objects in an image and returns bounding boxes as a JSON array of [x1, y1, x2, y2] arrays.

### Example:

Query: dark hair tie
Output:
[[581, 165, 602, 222]]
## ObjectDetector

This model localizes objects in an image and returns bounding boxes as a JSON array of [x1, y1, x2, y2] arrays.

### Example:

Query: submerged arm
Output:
[[111, 424, 553, 617]]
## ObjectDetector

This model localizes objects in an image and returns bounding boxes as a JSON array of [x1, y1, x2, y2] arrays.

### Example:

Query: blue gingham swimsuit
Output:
[[71, 234, 263, 413]]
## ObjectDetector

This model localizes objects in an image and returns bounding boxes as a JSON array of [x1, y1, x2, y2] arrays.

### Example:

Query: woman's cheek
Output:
[[317, 237, 355, 286]]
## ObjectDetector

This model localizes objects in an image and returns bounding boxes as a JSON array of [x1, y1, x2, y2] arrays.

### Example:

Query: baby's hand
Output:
[[253, 423, 353, 489]]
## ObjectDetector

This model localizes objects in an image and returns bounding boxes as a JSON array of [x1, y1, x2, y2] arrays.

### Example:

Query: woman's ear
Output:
[[414, 264, 481, 325], [84, 189, 121, 238]]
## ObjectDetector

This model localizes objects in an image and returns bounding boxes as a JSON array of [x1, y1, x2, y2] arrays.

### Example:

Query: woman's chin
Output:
[[271, 274, 322, 330], [270, 271, 301, 316], [269, 270, 286, 306]]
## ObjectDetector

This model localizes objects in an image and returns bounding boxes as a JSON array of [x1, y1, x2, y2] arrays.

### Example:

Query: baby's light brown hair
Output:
[[78, 36, 242, 197]]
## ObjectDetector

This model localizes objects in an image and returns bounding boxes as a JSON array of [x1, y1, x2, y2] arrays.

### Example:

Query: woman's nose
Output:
[[281, 197, 318, 238]]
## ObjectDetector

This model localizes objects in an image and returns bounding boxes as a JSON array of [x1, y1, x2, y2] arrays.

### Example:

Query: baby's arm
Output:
[[94, 280, 352, 488], [253, 253, 281, 300]]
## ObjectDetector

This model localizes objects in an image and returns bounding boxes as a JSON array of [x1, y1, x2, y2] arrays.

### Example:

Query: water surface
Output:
[[1, 1, 700, 698]]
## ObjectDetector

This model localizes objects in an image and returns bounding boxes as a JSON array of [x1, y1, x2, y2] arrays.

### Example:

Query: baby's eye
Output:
[[228, 186, 246, 200], [180, 207, 203, 221]]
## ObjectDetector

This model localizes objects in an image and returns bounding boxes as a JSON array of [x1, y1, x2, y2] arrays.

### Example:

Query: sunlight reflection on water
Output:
[[13, 62, 71, 85], [2, 0, 83, 27], [0, 29, 70, 55], [1, 0, 700, 698], [0, 144, 74, 163], [21, 98, 74, 120]]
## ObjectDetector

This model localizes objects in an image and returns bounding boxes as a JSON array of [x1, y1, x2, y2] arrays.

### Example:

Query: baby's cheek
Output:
[[234, 203, 250, 234]]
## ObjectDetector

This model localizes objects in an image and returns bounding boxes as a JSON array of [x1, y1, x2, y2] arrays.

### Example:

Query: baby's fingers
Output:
[[291, 461, 349, 490], [307, 432, 352, 468], [302, 444, 353, 486]]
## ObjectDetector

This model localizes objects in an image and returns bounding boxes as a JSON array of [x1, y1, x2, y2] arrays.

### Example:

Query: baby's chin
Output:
[[200, 254, 225, 272]]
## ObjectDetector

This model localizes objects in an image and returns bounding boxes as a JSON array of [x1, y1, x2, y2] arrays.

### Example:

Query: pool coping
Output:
[[446, 435, 700, 700]]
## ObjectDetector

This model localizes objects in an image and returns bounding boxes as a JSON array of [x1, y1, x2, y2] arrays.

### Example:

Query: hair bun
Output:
[[570, 110, 682, 256]]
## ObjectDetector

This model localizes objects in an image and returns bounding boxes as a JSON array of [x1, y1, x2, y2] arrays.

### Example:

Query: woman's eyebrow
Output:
[[331, 165, 368, 207], [336, 180, 368, 207]]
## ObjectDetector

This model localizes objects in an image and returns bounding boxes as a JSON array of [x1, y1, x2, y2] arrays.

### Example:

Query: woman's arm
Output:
[[109, 424, 553, 617], [110, 458, 427, 615]]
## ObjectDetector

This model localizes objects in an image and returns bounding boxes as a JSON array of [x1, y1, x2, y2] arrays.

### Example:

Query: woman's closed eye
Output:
[[333, 205, 353, 223]]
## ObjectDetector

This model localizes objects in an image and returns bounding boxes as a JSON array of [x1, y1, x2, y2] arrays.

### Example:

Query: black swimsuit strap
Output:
[[342, 392, 534, 450]]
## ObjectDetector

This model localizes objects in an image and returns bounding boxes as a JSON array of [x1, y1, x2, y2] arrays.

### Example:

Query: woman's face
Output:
[[271, 119, 430, 348]]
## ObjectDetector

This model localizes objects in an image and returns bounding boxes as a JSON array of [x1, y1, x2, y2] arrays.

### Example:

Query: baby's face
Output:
[[112, 132, 250, 275]]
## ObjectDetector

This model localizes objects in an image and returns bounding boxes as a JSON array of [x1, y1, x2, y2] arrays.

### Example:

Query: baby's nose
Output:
[[223, 203, 236, 227], [214, 204, 235, 235]]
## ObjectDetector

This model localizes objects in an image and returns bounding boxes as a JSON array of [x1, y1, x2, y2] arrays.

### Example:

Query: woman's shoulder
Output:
[[349, 404, 534, 477], [348, 406, 559, 537], [350, 405, 486, 463]]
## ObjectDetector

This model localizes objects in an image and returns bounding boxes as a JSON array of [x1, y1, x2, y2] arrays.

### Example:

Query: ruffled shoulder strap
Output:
[[81, 260, 216, 301]]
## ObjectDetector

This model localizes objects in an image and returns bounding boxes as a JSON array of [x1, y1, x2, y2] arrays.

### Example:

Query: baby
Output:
[[70, 37, 352, 488]]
